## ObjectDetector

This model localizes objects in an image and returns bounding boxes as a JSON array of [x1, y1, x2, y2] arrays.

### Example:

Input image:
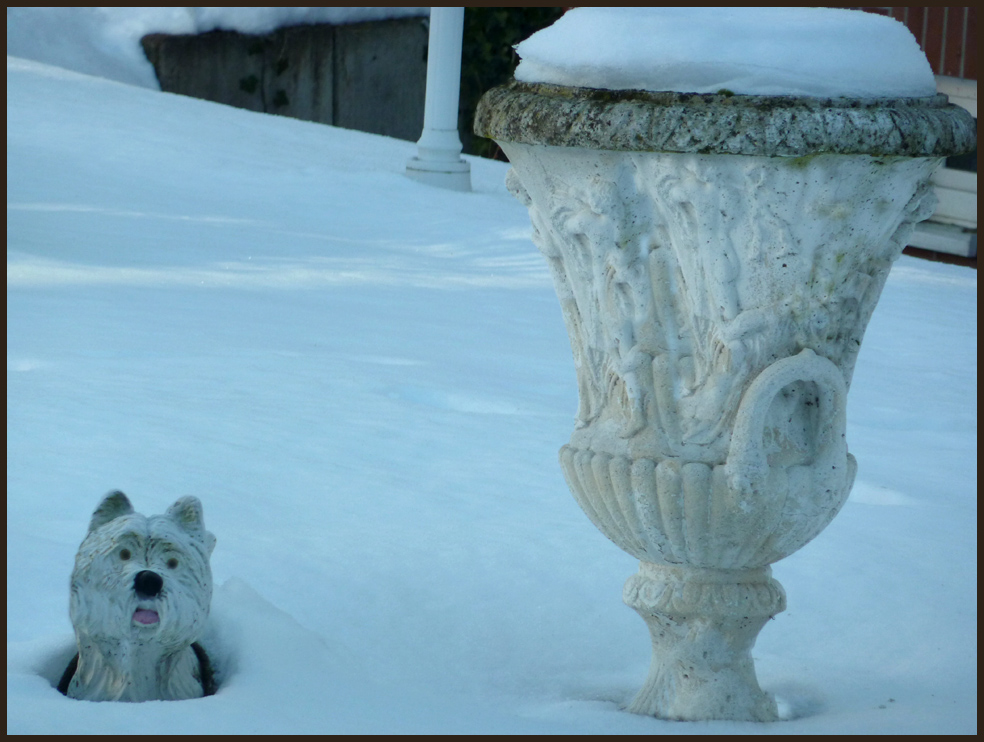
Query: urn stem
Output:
[[623, 563, 786, 721]]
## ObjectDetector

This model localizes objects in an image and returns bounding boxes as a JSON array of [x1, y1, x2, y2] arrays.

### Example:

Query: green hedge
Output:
[[459, 7, 565, 159]]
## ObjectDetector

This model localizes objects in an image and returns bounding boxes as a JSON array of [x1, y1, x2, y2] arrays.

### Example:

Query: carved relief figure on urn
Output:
[[475, 8, 976, 722]]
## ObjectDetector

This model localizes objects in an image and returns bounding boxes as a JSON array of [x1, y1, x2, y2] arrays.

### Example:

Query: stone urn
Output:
[[475, 82, 975, 721]]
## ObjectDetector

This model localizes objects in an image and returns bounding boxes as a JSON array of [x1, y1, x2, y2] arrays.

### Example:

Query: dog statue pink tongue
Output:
[[133, 609, 160, 625]]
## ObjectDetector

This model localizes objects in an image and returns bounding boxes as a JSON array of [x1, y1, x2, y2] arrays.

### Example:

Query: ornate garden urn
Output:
[[475, 83, 975, 721]]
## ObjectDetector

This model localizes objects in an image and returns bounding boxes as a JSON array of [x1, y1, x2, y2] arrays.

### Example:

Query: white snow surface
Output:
[[514, 7, 937, 98], [6, 8, 977, 735], [6, 7, 428, 89]]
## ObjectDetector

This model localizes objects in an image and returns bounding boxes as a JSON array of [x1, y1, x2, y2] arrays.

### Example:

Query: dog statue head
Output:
[[64, 491, 216, 701]]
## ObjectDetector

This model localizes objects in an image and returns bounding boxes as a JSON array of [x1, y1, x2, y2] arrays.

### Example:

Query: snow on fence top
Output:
[[5, 7, 428, 89], [514, 7, 937, 99], [185, 7, 428, 36]]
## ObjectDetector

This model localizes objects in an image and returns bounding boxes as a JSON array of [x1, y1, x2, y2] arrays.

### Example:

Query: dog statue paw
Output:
[[59, 491, 217, 701]]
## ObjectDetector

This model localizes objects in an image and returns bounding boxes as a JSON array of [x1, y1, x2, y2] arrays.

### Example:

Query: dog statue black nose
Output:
[[134, 570, 163, 598]]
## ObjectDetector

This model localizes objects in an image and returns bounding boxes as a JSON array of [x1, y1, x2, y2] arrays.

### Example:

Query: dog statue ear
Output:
[[88, 491, 134, 533], [167, 496, 217, 555]]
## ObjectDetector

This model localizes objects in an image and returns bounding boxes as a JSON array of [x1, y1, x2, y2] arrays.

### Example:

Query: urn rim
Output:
[[474, 80, 976, 158]]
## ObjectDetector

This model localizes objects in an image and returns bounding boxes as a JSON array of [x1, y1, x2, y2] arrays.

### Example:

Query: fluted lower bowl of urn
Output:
[[475, 80, 975, 721]]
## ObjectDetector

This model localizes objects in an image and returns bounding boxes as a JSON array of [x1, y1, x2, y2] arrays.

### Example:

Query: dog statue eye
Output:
[[167, 558, 179, 569], [119, 548, 131, 561]]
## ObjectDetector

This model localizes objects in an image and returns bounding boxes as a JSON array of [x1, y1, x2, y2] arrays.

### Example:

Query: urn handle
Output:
[[726, 349, 854, 519]]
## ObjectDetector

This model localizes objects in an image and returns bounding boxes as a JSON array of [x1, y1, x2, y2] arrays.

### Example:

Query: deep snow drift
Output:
[[6, 8, 978, 735]]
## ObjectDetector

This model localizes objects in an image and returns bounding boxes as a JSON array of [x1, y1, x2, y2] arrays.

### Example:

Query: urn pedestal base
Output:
[[623, 563, 786, 721]]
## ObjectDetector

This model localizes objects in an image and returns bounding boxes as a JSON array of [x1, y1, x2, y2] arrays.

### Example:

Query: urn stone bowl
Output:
[[475, 81, 975, 721]]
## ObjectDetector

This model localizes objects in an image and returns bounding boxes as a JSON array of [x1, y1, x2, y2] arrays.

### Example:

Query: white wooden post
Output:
[[406, 7, 471, 191]]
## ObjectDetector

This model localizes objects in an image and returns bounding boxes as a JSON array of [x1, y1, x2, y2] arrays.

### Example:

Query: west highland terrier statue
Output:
[[58, 491, 217, 701]]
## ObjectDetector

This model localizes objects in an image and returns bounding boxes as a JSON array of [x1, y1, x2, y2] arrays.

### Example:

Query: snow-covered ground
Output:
[[7, 9, 977, 734]]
